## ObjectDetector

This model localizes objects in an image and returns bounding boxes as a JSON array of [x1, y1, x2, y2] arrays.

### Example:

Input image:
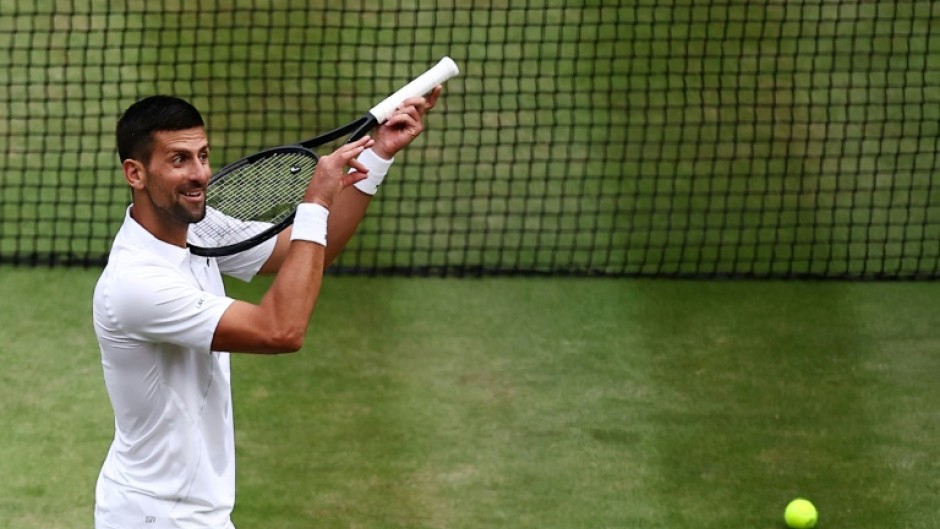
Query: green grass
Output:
[[3, 267, 940, 528]]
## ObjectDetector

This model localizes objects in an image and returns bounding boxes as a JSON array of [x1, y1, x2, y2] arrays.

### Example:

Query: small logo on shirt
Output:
[[145, 516, 156, 524], [196, 296, 206, 309]]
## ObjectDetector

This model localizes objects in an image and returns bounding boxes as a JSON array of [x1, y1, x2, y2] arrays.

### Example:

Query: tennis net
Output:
[[2, 1, 939, 278]]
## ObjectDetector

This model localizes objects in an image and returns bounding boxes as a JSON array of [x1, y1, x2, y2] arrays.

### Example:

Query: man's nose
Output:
[[189, 160, 211, 184]]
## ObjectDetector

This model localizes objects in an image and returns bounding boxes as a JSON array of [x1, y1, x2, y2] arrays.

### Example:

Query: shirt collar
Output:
[[119, 205, 192, 268]]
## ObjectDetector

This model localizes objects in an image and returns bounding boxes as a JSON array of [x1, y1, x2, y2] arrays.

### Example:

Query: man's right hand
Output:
[[304, 136, 375, 209]]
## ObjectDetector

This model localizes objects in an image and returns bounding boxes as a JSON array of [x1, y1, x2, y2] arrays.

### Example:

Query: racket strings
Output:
[[189, 151, 317, 249]]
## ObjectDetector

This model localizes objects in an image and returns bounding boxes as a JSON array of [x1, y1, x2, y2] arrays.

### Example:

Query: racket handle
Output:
[[368, 57, 460, 124]]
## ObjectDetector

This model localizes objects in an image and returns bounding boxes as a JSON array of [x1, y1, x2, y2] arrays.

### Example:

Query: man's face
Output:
[[139, 127, 211, 225]]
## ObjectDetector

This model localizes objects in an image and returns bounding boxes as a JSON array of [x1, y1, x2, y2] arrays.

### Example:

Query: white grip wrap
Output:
[[290, 203, 330, 246], [368, 56, 460, 124]]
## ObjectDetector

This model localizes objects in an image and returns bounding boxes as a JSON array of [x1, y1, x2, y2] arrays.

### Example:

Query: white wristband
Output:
[[351, 148, 395, 196], [290, 203, 329, 246]]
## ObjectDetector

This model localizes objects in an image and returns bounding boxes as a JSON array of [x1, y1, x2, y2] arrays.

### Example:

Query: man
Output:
[[92, 88, 441, 529]]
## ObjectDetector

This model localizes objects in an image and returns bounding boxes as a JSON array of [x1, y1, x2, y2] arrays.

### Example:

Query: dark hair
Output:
[[116, 96, 205, 163]]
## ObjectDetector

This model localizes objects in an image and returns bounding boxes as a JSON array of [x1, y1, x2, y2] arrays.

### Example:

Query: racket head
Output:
[[188, 145, 318, 257]]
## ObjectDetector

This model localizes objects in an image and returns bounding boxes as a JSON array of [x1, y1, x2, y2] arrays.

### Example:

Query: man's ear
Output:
[[123, 159, 146, 190]]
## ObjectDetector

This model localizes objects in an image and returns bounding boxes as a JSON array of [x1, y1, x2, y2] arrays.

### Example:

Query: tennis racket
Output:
[[188, 56, 460, 257]]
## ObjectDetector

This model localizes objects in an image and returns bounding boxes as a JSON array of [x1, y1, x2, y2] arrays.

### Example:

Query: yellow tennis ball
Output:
[[784, 498, 818, 529]]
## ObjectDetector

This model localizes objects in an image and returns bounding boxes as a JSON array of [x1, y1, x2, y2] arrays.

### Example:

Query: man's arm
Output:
[[256, 185, 372, 274], [211, 137, 372, 354]]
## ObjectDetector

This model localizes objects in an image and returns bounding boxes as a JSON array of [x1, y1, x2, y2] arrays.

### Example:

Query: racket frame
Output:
[[187, 56, 460, 257]]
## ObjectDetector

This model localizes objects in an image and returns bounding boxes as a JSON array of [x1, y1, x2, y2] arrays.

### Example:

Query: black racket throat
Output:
[[299, 114, 378, 149]]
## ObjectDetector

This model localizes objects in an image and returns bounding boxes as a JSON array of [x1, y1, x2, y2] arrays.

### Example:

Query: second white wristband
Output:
[[290, 203, 330, 246], [351, 148, 395, 196]]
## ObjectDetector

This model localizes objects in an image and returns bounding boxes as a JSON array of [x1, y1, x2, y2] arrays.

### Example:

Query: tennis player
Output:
[[92, 88, 441, 529]]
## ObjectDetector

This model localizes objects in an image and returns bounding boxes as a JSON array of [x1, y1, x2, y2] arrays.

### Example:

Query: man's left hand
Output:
[[371, 85, 443, 159]]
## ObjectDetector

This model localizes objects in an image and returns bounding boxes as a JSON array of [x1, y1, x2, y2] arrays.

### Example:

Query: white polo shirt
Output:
[[93, 207, 275, 529]]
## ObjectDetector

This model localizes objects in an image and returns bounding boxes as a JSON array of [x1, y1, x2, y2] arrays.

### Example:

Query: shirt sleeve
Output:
[[101, 263, 234, 352], [216, 235, 277, 282]]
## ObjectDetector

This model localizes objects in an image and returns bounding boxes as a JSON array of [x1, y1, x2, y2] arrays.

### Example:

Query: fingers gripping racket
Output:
[[187, 57, 460, 257]]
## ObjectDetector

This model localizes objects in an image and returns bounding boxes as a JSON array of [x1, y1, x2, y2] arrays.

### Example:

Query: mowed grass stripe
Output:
[[630, 281, 932, 528], [0, 268, 110, 529], [377, 278, 655, 528], [843, 283, 940, 528], [229, 276, 655, 529]]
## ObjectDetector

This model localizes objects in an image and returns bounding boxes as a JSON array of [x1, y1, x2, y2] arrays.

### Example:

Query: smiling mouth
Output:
[[182, 190, 205, 200]]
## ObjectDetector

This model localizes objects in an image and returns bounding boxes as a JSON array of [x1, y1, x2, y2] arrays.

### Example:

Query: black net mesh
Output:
[[2, 1, 939, 278]]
